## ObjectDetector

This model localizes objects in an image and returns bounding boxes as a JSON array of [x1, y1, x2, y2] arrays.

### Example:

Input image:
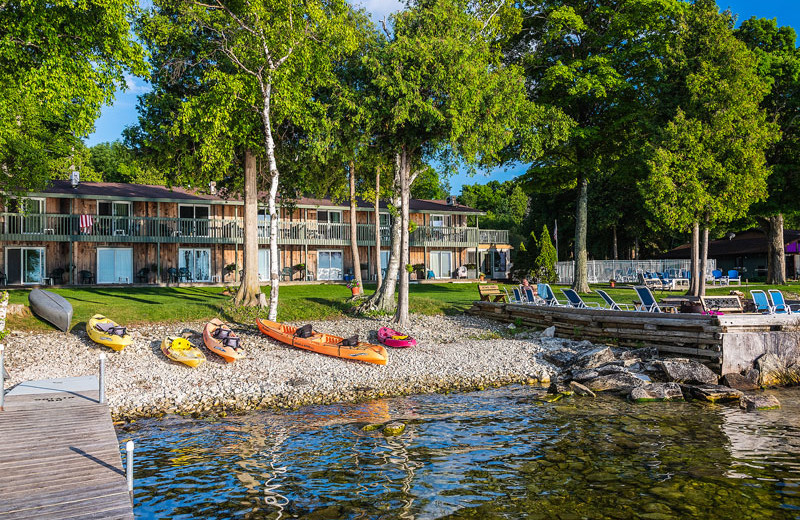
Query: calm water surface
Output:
[[120, 386, 800, 519]]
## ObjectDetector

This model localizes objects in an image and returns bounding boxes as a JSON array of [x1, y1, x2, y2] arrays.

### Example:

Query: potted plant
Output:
[[347, 278, 361, 296], [293, 263, 306, 280], [479, 272, 486, 281], [224, 263, 237, 279], [609, 278, 616, 288], [413, 263, 425, 279]]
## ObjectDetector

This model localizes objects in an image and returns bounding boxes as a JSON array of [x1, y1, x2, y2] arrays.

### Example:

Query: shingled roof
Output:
[[661, 229, 800, 259]]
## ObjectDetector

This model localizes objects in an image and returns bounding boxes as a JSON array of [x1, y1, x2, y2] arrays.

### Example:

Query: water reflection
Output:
[[122, 386, 800, 519]]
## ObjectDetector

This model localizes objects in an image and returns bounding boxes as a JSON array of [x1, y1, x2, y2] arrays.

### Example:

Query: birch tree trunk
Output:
[[234, 149, 261, 307], [356, 158, 402, 313], [689, 221, 700, 297], [767, 214, 786, 285], [395, 148, 410, 328], [349, 160, 362, 295], [699, 223, 709, 297], [261, 85, 281, 320], [374, 165, 383, 292], [572, 174, 590, 293]]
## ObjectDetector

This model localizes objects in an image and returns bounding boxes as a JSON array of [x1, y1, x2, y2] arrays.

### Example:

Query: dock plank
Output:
[[0, 377, 134, 519]]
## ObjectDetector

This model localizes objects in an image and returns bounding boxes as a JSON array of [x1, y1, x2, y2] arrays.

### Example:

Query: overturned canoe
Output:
[[256, 318, 388, 365], [29, 288, 73, 332]]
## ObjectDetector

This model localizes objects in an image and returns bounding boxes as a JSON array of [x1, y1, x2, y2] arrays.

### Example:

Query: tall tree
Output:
[[736, 18, 800, 284], [138, 0, 361, 314], [0, 0, 146, 199], [640, 0, 778, 296], [358, 0, 547, 326], [512, 0, 684, 292]]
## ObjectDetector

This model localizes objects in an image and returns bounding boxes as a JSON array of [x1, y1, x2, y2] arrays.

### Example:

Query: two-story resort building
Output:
[[0, 180, 512, 286]]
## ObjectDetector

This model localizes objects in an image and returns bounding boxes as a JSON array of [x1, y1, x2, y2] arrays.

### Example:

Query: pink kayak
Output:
[[377, 327, 416, 348]]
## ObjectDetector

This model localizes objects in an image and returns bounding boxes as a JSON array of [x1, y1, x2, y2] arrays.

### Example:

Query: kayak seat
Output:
[[295, 324, 313, 339], [223, 336, 240, 349], [95, 323, 127, 336], [213, 328, 231, 339], [340, 335, 359, 347]]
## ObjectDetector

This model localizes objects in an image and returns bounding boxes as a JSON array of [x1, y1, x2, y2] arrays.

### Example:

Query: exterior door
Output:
[[317, 250, 343, 280], [5, 247, 45, 284], [97, 248, 132, 284], [430, 251, 452, 279], [258, 248, 272, 282], [179, 248, 211, 282]]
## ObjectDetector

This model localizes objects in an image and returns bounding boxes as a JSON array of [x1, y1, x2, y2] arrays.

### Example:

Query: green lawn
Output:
[[5, 282, 482, 332], [8, 281, 799, 333]]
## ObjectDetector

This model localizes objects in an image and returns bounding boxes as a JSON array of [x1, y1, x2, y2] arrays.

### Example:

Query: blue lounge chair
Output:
[[768, 290, 792, 314], [711, 269, 726, 285], [596, 289, 632, 311], [634, 286, 661, 312], [751, 290, 773, 314], [523, 287, 541, 305], [561, 289, 601, 309], [506, 287, 525, 304], [727, 269, 741, 285], [537, 283, 562, 306]]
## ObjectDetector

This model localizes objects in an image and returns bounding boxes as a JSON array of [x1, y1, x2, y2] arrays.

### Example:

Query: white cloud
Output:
[[355, 0, 403, 23], [123, 73, 151, 95]]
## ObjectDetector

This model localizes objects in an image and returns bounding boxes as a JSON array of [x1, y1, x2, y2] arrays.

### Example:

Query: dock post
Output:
[[99, 352, 106, 404], [0, 345, 4, 411], [126, 440, 134, 501]]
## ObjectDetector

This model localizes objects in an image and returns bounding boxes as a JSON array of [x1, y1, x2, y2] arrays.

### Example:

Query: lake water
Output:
[[120, 386, 800, 519]]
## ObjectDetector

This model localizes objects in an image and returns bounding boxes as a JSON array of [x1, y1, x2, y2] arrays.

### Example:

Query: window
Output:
[[317, 210, 342, 223], [98, 201, 131, 235], [5, 247, 45, 284], [179, 248, 211, 282], [257, 208, 272, 238], [317, 250, 343, 280], [97, 248, 132, 284], [430, 251, 452, 279], [317, 210, 343, 240], [379, 213, 391, 242], [178, 204, 210, 236]]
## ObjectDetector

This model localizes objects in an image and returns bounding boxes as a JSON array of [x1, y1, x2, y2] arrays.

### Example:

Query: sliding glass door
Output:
[[97, 248, 133, 284], [317, 250, 343, 280], [179, 248, 211, 282], [430, 251, 452, 279], [5, 247, 46, 284]]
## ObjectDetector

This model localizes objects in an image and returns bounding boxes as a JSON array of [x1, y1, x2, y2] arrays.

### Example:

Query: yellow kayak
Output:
[[161, 336, 206, 368], [87, 314, 132, 351]]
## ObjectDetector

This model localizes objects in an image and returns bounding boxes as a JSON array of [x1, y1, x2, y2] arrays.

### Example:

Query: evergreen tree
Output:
[[534, 225, 558, 284]]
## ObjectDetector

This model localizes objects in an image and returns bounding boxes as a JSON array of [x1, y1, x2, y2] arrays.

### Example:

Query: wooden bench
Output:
[[700, 295, 743, 313], [479, 284, 507, 302]]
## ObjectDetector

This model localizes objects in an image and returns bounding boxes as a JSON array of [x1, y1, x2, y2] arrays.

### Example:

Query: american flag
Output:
[[79, 214, 93, 233]]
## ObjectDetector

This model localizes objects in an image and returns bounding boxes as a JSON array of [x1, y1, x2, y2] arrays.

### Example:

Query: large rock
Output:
[[656, 359, 718, 385], [547, 382, 573, 395], [541, 326, 556, 338], [681, 384, 743, 402], [569, 381, 596, 398], [570, 368, 599, 382], [739, 394, 781, 411], [574, 347, 616, 369], [720, 372, 760, 391], [621, 346, 659, 360], [629, 382, 683, 402], [382, 422, 406, 436], [756, 353, 800, 387], [583, 371, 648, 393], [542, 348, 579, 367], [596, 364, 627, 375]]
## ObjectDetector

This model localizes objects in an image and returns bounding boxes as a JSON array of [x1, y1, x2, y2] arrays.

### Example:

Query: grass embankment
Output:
[[8, 281, 800, 333]]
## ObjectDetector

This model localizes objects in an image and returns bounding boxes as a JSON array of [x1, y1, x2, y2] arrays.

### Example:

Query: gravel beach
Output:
[[3, 314, 555, 420]]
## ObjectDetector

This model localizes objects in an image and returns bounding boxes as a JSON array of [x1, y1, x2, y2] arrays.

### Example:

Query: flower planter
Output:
[[351, 287, 360, 296]]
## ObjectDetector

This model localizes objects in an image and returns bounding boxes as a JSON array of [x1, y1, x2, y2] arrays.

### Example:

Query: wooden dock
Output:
[[0, 376, 134, 519], [467, 301, 800, 374]]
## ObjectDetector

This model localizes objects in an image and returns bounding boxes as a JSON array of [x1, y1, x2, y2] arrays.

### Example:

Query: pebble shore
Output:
[[3, 314, 554, 420]]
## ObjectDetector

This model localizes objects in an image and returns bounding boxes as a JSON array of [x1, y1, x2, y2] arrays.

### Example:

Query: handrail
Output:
[[0, 213, 508, 246]]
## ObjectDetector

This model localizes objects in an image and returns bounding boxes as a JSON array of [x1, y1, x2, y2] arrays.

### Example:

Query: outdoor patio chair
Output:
[[167, 267, 179, 283], [634, 286, 661, 312], [136, 268, 149, 283], [711, 269, 727, 285], [523, 286, 541, 305], [456, 265, 468, 279], [506, 287, 524, 304], [727, 270, 741, 285], [537, 283, 563, 306], [751, 290, 773, 314], [561, 289, 601, 309], [79, 270, 93, 284], [596, 289, 632, 311], [768, 289, 793, 314], [50, 268, 65, 285], [178, 267, 193, 282]]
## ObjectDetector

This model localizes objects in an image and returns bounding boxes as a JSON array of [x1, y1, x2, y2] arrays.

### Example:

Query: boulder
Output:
[[583, 371, 648, 393], [541, 326, 556, 338], [570, 369, 599, 382], [720, 372, 760, 391], [596, 364, 627, 375], [569, 381, 596, 398], [382, 422, 406, 436], [7, 304, 30, 317], [629, 383, 683, 402], [574, 346, 616, 369], [756, 353, 800, 387], [681, 384, 743, 402], [739, 394, 781, 411], [547, 382, 573, 395], [542, 348, 579, 367], [656, 359, 718, 385]]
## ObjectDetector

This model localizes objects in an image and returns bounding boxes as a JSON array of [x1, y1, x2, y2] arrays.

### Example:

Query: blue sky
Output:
[[85, 0, 799, 193]]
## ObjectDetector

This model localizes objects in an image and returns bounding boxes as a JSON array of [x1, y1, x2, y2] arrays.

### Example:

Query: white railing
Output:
[[555, 259, 717, 284]]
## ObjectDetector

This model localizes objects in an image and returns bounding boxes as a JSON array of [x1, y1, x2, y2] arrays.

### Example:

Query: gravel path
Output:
[[3, 314, 553, 420]]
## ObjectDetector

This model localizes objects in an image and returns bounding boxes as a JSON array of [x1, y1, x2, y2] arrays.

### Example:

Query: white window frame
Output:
[[7, 197, 45, 234], [96, 247, 133, 284], [317, 249, 344, 281], [430, 214, 445, 227], [97, 200, 131, 217], [318, 210, 342, 224], [4, 246, 46, 285], [178, 248, 212, 282]]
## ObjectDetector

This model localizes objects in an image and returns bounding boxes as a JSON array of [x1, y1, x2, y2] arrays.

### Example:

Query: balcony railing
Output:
[[0, 213, 509, 247]]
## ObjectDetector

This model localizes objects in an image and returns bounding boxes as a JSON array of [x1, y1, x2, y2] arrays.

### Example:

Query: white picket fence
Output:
[[555, 259, 717, 284]]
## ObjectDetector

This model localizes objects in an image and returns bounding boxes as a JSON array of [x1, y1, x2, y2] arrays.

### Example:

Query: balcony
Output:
[[0, 213, 509, 247]]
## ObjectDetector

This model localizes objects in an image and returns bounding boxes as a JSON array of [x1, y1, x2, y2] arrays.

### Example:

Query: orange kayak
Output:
[[203, 319, 245, 363], [256, 318, 388, 365]]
